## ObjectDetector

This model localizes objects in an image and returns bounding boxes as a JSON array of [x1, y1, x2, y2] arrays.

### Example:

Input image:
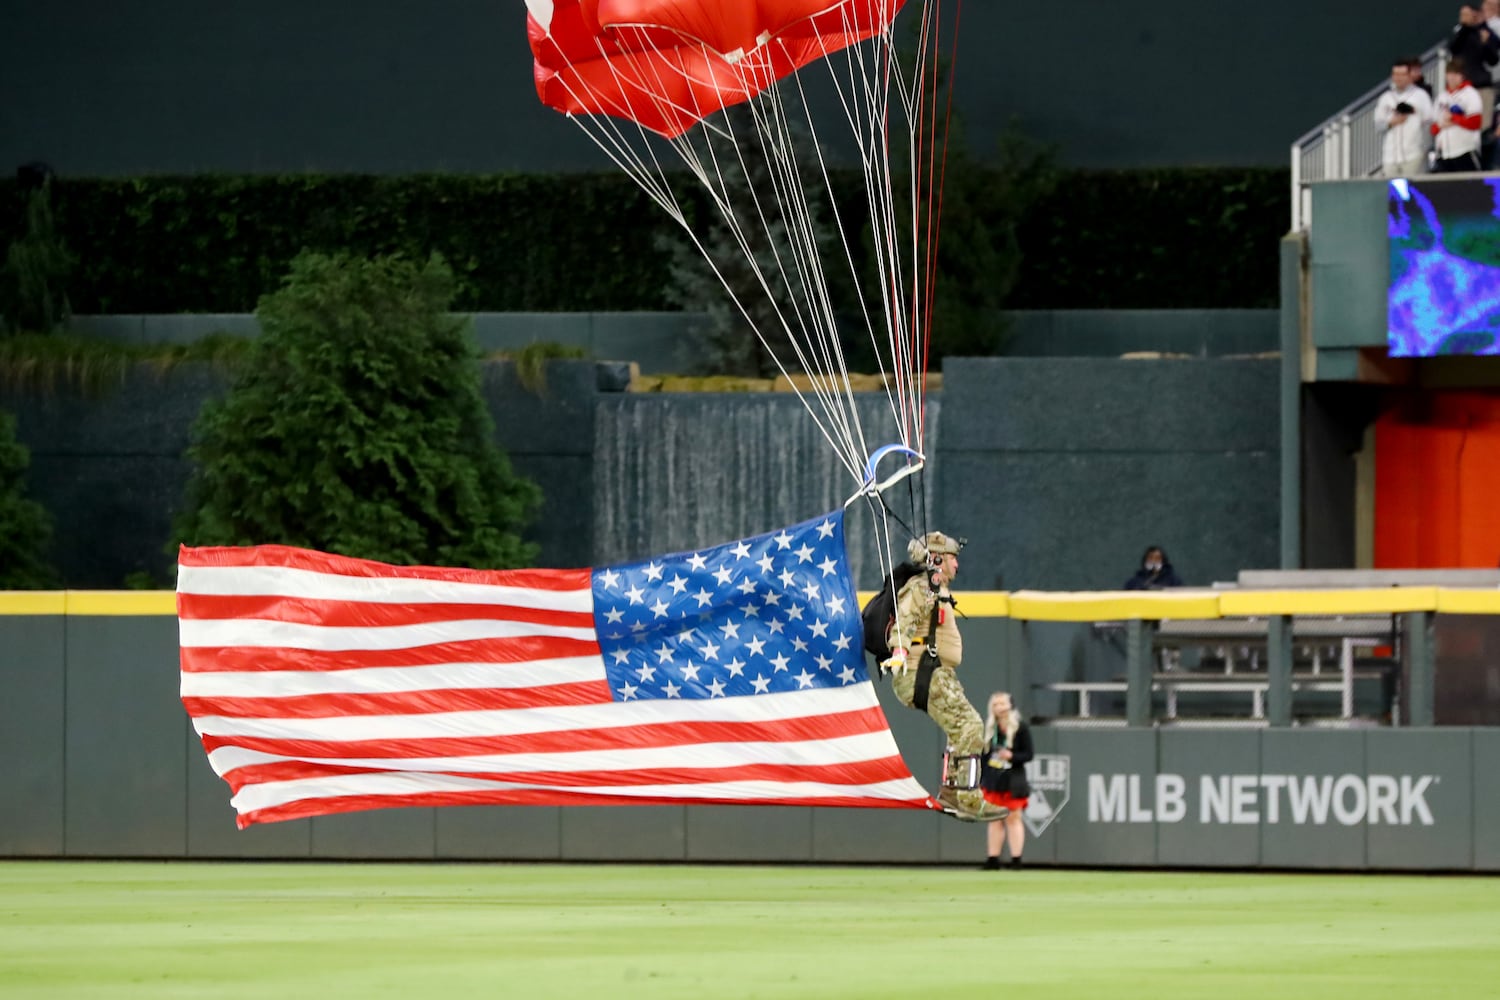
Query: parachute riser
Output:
[[843, 443, 924, 508]]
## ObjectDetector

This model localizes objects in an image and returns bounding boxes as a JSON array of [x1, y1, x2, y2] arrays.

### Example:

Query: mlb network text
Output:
[[1088, 773, 1437, 826]]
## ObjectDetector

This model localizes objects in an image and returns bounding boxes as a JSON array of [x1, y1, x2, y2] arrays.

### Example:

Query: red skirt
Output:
[[982, 789, 1028, 811]]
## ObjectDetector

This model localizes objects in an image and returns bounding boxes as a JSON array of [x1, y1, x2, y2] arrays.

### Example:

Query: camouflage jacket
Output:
[[890, 570, 963, 670]]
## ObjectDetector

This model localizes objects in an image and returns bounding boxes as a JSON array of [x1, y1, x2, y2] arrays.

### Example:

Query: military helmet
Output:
[[923, 531, 963, 556]]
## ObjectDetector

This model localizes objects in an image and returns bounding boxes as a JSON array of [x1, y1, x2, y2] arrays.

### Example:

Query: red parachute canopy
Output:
[[528, 0, 907, 138]]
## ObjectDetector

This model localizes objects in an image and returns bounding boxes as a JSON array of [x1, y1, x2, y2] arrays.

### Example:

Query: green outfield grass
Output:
[[1, 862, 1495, 999]]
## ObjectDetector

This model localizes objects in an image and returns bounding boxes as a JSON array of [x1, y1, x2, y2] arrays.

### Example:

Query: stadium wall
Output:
[[2, 598, 1494, 871], [65, 309, 1279, 374], [3, 354, 1280, 591]]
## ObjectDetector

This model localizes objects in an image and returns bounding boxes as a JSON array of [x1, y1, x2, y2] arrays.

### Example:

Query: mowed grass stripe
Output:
[[0, 862, 1495, 999]]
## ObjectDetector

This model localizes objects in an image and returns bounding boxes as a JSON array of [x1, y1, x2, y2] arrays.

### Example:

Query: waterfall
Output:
[[593, 393, 940, 588]]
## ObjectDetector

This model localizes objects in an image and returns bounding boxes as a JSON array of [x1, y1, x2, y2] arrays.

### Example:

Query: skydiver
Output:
[[883, 531, 1007, 822]]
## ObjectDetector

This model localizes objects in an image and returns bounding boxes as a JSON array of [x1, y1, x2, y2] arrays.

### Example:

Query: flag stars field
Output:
[[593, 516, 867, 703]]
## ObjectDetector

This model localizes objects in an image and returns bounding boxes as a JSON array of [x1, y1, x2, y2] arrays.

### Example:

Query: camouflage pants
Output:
[[891, 664, 984, 756]]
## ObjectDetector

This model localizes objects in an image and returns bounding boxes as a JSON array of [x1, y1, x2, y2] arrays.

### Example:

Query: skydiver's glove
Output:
[[880, 646, 908, 673]]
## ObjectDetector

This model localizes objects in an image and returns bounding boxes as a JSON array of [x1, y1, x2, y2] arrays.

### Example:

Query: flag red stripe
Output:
[[182, 681, 613, 720], [220, 756, 914, 793], [179, 544, 592, 589], [180, 636, 602, 673], [178, 592, 595, 630], [196, 705, 893, 758], [235, 787, 931, 827]]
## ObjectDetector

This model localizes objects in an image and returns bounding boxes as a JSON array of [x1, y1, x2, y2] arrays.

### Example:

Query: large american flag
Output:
[[178, 510, 935, 827]]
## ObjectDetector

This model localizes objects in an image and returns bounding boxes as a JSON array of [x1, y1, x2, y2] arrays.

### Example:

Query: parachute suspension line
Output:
[[916, 0, 963, 450], [547, 37, 869, 484], [860, 8, 934, 456], [730, 85, 850, 434], [745, 70, 874, 467], [871, 27, 922, 453], [810, 17, 922, 456], [530, 7, 952, 484], [689, 74, 866, 476], [634, 27, 875, 482], [806, 28, 908, 454], [598, 27, 866, 477], [906, 1, 942, 452], [785, 35, 891, 462], [918, 0, 941, 442]]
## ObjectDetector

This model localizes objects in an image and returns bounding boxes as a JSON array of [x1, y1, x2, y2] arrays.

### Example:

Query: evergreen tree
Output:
[[916, 121, 1058, 358], [0, 410, 58, 588], [173, 252, 540, 568]]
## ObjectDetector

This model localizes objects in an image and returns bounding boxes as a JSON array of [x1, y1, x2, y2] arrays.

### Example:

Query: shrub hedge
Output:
[[0, 168, 1289, 315]]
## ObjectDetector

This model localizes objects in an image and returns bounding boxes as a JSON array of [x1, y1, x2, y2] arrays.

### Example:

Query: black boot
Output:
[[980, 856, 1000, 871], [1008, 856, 1023, 869]]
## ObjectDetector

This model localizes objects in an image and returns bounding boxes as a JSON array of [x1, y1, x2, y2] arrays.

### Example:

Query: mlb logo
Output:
[[1023, 754, 1071, 838]]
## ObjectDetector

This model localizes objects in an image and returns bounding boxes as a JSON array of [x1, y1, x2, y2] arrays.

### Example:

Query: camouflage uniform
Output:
[[887, 536, 988, 816]]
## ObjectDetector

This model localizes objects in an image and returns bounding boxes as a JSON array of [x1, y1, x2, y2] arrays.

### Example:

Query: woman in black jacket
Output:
[[980, 691, 1033, 870], [1123, 545, 1183, 590]]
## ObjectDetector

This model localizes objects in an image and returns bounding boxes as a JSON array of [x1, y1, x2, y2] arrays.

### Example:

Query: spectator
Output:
[[1488, 0, 1500, 64], [1410, 57, 1435, 97], [1449, 5, 1499, 129], [1123, 545, 1183, 590], [1432, 62, 1486, 172], [980, 691, 1033, 871], [1487, 0, 1500, 163], [1376, 58, 1435, 176]]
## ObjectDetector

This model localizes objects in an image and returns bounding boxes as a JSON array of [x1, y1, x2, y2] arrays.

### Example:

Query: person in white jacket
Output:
[[1376, 59, 1435, 176]]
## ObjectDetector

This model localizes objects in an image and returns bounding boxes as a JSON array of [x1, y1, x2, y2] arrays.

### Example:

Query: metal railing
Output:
[[1290, 44, 1448, 230]]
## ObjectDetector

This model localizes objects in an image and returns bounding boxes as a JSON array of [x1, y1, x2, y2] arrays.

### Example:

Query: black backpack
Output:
[[861, 562, 922, 661]]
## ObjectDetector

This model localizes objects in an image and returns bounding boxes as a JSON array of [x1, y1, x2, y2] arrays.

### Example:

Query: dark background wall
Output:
[[0, 2, 1453, 173], [2, 355, 1278, 589], [0, 360, 609, 586], [940, 357, 1280, 592]]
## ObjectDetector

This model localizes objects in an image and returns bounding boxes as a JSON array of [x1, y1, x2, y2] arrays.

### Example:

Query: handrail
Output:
[[1290, 49, 1444, 147], [1290, 40, 1449, 230]]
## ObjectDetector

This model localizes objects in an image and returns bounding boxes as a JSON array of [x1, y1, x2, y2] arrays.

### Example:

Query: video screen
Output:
[[1388, 177, 1500, 357]]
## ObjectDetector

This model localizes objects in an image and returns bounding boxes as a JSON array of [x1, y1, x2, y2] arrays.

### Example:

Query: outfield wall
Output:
[[3, 595, 1495, 870]]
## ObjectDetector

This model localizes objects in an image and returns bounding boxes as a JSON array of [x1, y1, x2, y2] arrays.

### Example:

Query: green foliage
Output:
[[0, 167, 1288, 322], [1011, 168, 1291, 309], [0, 331, 252, 396], [909, 120, 1061, 359], [0, 180, 74, 335], [0, 410, 58, 588], [0, 174, 671, 315], [493, 341, 589, 395], [173, 252, 540, 569]]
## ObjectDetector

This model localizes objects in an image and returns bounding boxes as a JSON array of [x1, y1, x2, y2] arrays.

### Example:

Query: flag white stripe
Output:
[[179, 617, 599, 650], [206, 730, 901, 777], [190, 684, 882, 741], [177, 563, 593, 611], [180, 658, 608, 698], [230, 771, 931, 814]]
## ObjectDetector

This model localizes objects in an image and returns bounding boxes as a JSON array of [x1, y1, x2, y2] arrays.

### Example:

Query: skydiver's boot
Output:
[[936, 746, 1008, 822]]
